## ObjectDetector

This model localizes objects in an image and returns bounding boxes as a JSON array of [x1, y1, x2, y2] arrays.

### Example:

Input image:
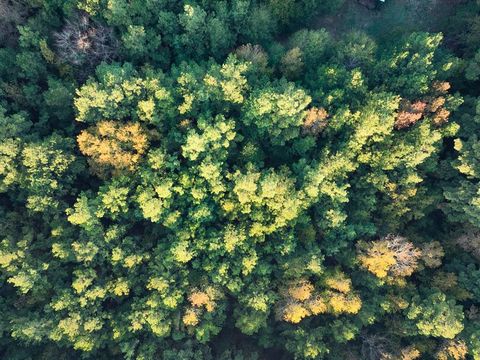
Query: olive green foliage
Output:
[[0, 1, 480, 359]]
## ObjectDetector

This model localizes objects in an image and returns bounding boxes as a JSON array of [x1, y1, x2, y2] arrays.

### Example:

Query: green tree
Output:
[[406, 292, 464, 339]]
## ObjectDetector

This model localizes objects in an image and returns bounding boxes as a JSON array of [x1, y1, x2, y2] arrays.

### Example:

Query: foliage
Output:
[[0, 1, 479, 359], [77, 120, 149, 176]]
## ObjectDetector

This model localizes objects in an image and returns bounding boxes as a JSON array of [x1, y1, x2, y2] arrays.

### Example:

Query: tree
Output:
[[176, 4, 208, 60], [244, 5, 278, 45], [357, 235, 421, 278], [1, 4, 480, 359], [454, 228, 480, 260], [436, 340, 468, 360], [361, 334, 393, 360], [241, 81, 311, 145], [0, 0, 28, 47], [288, 29, 331, 69], [374, 33, 448, 98], [54, 12, 118, 68], [235, 44, 269, 75], [225, 167, 306, 236], [302, 107, 329, 136], [406, 292, 464, 339], [443, 97, 480, 228], [74, 62, 175, 128], [77, 121, 149, 177], [335, 31, 377, 70], [280, 47, 304, 80]]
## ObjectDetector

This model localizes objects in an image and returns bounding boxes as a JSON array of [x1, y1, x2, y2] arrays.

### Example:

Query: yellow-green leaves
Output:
[[223, 225, 246, 253], [242, 82, 311, 144], [75, 64, 174, 126], [171, 242, 194, 263], [182, 116, 236, 161], [177, 56, 249, 115], [406, 292, 464, 339], [227, 167, 305, 236], [7, 269, 39, 294]]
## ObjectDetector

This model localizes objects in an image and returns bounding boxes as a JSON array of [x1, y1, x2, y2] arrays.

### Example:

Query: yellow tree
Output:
[[357, 235, 421, 278], [77, 120, 148, 177]]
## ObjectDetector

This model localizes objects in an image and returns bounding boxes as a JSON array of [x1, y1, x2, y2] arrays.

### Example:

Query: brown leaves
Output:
[[432, 108, 451, 126], [302, 107, 329, 136], [455, 228, 480, 260], [432, 81, 451, 94], [394, 81, 452, 129], [395, 100, 425, 130], [182, 286, 222, 327], [189, 290, 215, 312], [427, 96, 445, 113]]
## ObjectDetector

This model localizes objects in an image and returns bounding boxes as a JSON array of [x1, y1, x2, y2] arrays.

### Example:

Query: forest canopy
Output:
[[1, 0, 480, 359]]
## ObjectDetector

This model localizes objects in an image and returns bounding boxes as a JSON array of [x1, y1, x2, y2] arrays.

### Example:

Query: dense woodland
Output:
[[1, 0, 480, 359]]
